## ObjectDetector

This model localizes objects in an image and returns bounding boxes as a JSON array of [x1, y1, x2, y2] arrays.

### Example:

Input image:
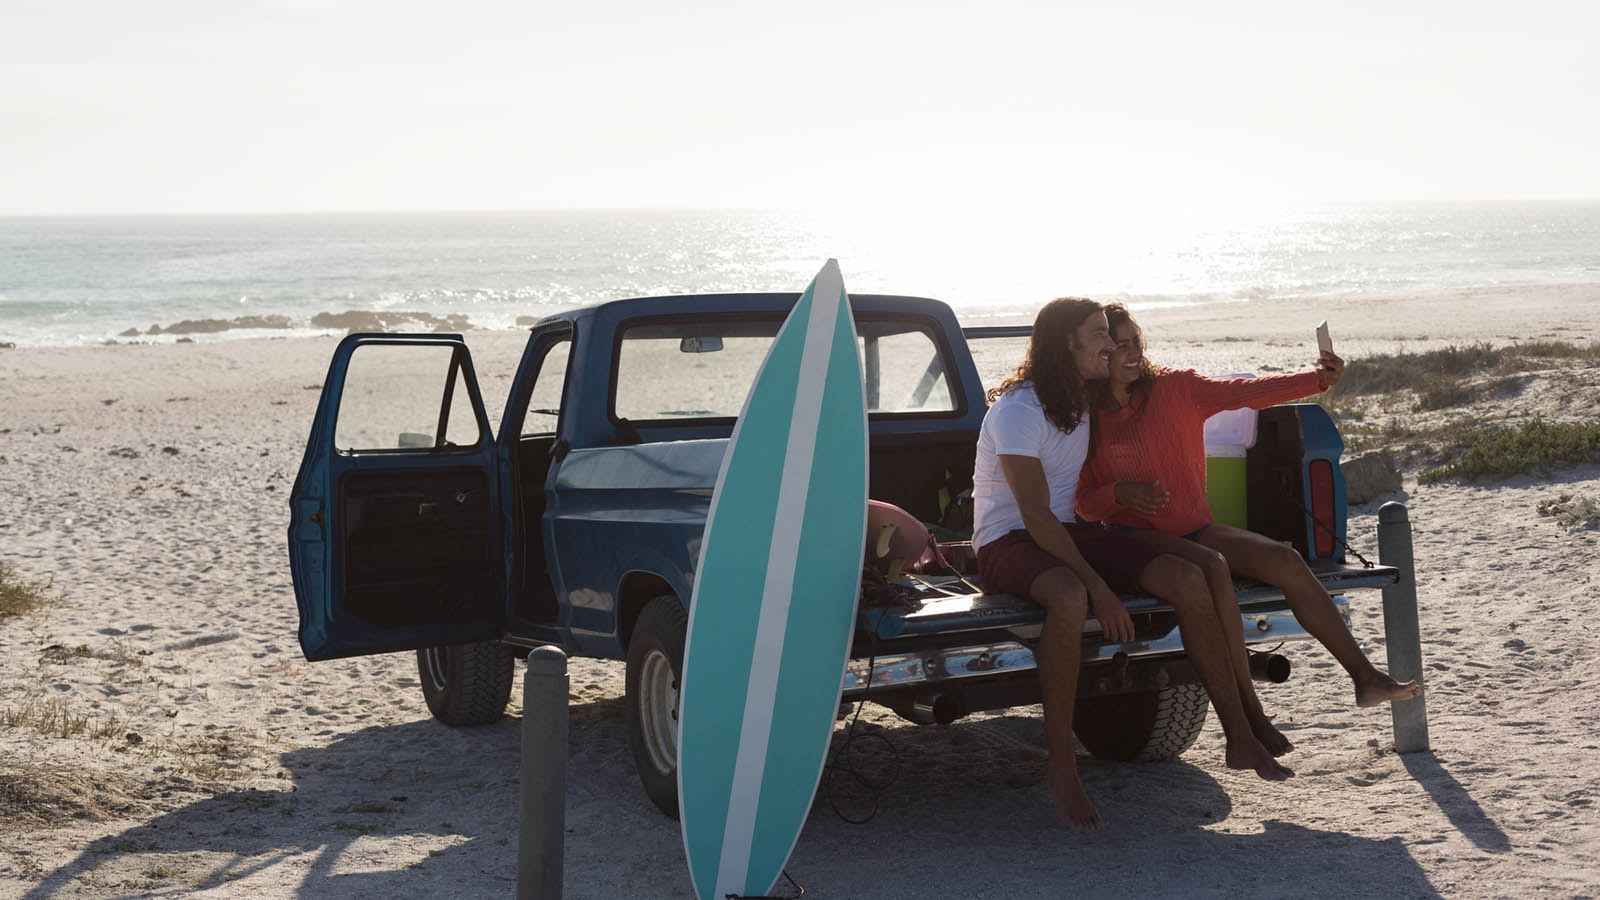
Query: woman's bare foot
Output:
[[1354, 670, 1423, 708], [1248, 711, 1295, 757], [1225, 737, 1295, 781], [1047, 761, 1100, 829]]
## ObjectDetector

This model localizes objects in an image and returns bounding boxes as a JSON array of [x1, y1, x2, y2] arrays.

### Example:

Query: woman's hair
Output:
[[1089, 301, 1162, 412], [987, 296, 1103, 434]]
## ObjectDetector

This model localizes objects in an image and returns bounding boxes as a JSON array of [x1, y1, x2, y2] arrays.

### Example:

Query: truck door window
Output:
[[334, 343, 483, 452], [521, 336, 573, 437]]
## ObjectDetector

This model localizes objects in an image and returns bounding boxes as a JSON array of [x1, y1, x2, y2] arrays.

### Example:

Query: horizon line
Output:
[[6, 197, 1600, 219]]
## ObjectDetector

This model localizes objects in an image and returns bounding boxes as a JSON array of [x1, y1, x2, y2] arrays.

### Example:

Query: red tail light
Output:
[[1309, 459, 1335, 558]]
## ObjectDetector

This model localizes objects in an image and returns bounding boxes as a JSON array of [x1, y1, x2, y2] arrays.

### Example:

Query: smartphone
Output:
[[1316, 320, 1333, 355]]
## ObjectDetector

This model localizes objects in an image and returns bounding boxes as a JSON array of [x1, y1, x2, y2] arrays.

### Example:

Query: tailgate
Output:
[[859, 563, 1400, 641]]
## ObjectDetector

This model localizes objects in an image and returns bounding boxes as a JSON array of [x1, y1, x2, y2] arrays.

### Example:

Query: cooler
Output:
[[1203, 394, 1259, 529]]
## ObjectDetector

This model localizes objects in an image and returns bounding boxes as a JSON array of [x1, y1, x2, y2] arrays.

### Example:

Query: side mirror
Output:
[[679, 335, 724, 353]]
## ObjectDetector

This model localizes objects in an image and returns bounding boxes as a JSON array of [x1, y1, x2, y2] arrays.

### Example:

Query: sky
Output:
[[2, 0, 1597, 215]]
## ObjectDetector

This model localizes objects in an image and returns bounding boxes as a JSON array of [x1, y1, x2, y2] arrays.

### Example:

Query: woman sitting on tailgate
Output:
[[1077, 303, 1419, 755]]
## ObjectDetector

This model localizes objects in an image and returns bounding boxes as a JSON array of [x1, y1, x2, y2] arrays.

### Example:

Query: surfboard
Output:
[[676, 259, 869, 900]]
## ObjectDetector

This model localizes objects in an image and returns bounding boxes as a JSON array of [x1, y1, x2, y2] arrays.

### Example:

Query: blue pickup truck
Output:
[[287, 291, 1397, 817]]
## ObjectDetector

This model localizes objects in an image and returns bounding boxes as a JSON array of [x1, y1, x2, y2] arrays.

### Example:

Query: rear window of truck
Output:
[[613, 317, 958, 422]]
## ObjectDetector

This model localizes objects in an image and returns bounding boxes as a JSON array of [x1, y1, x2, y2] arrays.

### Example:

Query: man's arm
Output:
[[998, 454, 1135, 642]]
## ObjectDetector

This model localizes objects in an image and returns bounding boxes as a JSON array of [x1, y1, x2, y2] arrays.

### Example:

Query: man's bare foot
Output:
[[1047, 762, 1100, 829], [1354, 671, 1423, 708], [1225, 737, 1295, 782], [1248, 712, 1295, 757]]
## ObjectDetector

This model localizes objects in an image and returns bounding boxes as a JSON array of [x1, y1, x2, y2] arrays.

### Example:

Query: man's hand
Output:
[[1316, 350, 1345, 388], [1114, 481, 1171, 516], [1089, 579, 1135, 643]]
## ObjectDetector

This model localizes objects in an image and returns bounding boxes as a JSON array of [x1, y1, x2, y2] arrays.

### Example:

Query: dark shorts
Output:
[[977, 522, 1166, 599]]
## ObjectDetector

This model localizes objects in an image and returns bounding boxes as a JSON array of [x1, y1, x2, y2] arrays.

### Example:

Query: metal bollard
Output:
[[1377, 502, 1430, 753], [519, 645, 569, 900]]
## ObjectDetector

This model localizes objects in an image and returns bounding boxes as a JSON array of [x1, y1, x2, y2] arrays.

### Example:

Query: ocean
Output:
[[2, 203, 1598, 347]]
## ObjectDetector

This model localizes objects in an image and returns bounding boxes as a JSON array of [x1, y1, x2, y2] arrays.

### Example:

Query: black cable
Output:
[[822, 594, 901, 825]]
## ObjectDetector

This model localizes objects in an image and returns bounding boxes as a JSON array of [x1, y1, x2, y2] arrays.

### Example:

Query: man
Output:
[[973, 297, 1292, 829]]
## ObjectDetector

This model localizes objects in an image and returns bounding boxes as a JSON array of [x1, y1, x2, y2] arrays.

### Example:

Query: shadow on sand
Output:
[[20, 703, 567, 899], [1402, 752, 1511, 854], [24, 705, 1446, 898]]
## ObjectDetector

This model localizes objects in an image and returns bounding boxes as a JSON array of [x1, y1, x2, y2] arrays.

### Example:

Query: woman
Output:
[[1078, 304, 1420, 754]]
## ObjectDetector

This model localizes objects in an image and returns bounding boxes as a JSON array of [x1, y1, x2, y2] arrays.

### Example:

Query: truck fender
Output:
[[615, 558, 693, 650]]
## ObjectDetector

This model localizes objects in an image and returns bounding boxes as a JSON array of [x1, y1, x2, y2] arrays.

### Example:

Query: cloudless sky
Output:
[[3, 0, 1596, 214]]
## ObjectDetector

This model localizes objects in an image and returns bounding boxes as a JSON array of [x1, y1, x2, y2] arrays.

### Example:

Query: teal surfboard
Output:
[[677, 259, 869, 899]]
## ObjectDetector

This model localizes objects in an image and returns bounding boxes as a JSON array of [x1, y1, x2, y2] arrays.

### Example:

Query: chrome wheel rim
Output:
[[638, 649, 679, 775], [423, 647, 448, 692]]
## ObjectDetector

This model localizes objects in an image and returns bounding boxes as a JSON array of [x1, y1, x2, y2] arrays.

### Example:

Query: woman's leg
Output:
[[1130, 529, 1293, 756], [1195, 523, 1421, 707], [1135, 554, 1292, 780]]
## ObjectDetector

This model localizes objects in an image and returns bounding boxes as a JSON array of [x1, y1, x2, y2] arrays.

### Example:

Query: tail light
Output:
[[1309, 459, 1335, 558]]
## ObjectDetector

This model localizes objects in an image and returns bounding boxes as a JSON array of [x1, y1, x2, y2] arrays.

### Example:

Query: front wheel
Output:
[[625, 596, 688, 818], [417, 641, 515, 725]]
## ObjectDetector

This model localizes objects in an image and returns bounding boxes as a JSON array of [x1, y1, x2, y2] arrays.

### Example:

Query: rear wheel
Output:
[[626, 596, 688, 818], [1072, 683, 1210, 762], [417, 641, 515, 725]]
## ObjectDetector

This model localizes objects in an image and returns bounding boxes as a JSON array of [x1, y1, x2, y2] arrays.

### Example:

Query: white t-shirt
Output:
[[971, 383, 1090, 550]]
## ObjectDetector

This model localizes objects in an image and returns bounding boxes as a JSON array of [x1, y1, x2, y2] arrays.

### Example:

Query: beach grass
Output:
[[0, 697, 125, 742], [1412, 374, 1527, 412], [1420, 419, 1600, 484], [1334, 339, 1600, 398], [0, 757, 147, 831], [1312, 339, 1600, 482], [0, 561, 55, 618]]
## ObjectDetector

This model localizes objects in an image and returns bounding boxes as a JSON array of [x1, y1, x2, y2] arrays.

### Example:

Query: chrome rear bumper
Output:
[[841, 595, 1349, 697]]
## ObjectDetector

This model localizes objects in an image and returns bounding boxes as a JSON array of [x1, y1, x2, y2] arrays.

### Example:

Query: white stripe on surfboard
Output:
[[714, 262, 845, 897]]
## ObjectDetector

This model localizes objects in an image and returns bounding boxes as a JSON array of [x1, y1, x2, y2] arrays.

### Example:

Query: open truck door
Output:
[[288, 334, 507, 661]]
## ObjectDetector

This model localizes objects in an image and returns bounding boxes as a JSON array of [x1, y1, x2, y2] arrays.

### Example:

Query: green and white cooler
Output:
[[1202, 383, 1258, 529]]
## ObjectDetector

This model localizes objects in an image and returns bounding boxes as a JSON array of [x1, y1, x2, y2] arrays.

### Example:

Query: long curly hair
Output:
[[987, 296, 1104, 434], [1089, 302, 1163, 413]]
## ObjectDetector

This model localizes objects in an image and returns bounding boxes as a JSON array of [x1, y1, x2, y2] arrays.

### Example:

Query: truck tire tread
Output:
[[417, 641, 515, 726]]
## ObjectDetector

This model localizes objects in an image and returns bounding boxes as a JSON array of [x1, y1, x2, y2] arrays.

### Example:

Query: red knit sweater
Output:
[[1077, 369, 1326, 534]]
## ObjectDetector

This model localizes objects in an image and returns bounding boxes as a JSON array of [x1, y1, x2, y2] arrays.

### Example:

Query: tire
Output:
[[1072, 683, 1210, 762], [625, 596, 688, 818], [417, 641, 515, 726]]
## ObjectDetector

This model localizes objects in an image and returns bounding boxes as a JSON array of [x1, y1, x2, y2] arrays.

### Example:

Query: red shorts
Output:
[[976, 522, 1164, 599]]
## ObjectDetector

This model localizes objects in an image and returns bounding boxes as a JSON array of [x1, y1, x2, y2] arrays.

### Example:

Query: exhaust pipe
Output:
[[905, 690, 963, 725], [1249, 652, 1292, 684]]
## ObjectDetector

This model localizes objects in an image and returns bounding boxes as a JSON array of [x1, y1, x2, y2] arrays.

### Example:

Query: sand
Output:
[[2, 283, 1599, 898]]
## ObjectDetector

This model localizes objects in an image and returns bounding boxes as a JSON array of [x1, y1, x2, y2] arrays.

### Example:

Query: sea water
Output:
[[2, 203, 1598, 347]]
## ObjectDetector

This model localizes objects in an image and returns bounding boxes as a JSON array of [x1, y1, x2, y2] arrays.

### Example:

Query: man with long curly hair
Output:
[[974, 297, 1293, 828]]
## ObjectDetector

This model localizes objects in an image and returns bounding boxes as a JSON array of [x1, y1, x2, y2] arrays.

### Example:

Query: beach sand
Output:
[[3, 284, 1598, 898]]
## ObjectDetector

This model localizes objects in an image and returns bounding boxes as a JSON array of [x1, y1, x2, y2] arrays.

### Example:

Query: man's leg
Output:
[[1130, 530, 1293, 756], [1024, 567, 1097, 827], [1137, 555, 1293, 781], [1196, 524, 1421, 707]]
